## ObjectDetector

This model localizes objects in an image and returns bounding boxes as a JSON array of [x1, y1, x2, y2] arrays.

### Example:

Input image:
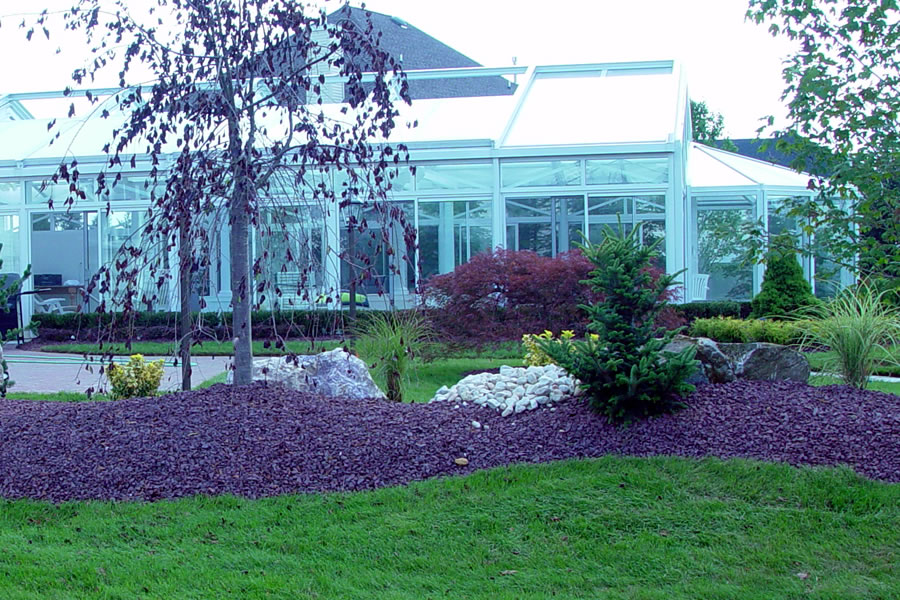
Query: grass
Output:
[[807, 345, 900, 377], [808, 374, 900, 395], [6, 372, 228, 402], [404, 358, 523, 403], [0, 457, 897, 599]]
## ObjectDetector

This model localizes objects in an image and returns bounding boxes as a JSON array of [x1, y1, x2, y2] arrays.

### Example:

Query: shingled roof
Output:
[[726, 137, 834, 177], [328, 6, 516, 99]]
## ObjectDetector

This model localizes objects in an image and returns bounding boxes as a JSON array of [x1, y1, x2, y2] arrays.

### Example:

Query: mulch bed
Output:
[[1, 380, 898, 502]]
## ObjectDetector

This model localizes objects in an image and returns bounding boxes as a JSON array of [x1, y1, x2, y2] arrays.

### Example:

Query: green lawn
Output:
[[806, 345, 900, 377], [6, 371, 229, 403], [401, 357, 523, 403], [808, 374, 900, 395], [0, 457, 896, 599]]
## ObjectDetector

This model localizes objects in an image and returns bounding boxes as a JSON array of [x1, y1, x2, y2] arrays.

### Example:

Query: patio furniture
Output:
[[693, 273, 710, 301]]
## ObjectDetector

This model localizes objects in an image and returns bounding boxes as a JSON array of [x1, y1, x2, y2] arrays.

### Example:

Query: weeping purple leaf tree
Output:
[[22, 1, 414, 387]]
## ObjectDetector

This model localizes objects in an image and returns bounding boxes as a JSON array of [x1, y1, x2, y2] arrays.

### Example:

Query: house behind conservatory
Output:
[[0, 8, 847, 327]]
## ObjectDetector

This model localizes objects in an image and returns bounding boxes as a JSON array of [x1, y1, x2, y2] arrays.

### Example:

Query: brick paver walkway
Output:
[[3, 346, 230, 394]]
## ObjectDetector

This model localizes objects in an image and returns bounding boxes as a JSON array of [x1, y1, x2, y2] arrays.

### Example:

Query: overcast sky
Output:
[[0, 0, 797, 138]]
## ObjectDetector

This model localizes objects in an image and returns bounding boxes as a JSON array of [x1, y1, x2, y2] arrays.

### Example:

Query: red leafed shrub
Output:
[[420, 248, 685, 342], [420, 249, 595, 342]]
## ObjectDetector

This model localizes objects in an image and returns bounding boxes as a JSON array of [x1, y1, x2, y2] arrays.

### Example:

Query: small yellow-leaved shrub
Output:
[[689, 317, 805, 345], [107, 354, 165, 400], [523, 330, 598, 366]]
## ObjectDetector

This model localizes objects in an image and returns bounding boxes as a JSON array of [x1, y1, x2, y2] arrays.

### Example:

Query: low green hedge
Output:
[[689, 317, 806, 345], [31, 309, 391, 341], [673, 301, 753, 322]]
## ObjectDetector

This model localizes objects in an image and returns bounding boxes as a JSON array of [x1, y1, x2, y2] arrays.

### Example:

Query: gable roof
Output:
[[725, 137, 834, 177], [328, 6, 516, 99]]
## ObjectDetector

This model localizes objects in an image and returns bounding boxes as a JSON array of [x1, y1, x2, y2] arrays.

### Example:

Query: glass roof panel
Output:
[[503, 71, 678, 147], [689, 143, 814, 189], [688, 144, 757, 187], [702, 145, 813, 187]]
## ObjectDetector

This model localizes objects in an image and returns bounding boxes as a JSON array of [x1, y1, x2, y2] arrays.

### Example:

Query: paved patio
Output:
[[3, 346, 230, 394]]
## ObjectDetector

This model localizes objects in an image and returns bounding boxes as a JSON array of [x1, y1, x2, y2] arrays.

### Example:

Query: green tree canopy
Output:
[[690, 100, 738, 152], [747, 0, 900, 280]]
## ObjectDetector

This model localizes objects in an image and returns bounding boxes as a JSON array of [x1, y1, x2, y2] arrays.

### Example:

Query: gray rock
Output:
[[724, 342, 810, 382], [663, 335, 808, 384], [227, 349, 385, 400]]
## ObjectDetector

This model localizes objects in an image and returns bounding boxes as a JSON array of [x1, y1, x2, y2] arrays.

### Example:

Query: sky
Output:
[[0, 0, 798, 138]]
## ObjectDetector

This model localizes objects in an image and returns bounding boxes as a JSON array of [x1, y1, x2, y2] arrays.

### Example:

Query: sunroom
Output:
[[0, 60, 845, 328]]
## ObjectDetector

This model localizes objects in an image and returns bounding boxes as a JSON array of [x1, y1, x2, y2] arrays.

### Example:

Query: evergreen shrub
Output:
[[674, 300, 752, 322], [31, 309, 388, 342], [750, 237, 818, 318], [536, 226, 698, 423]]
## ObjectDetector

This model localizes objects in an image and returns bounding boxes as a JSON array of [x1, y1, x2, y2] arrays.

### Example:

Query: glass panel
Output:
[[333, 168, 411, 201], [29, 182, 97, 205], [767, 195, 800, 238], [416, 163, 492, 191], [810, 225, 844, 300], [635, 197, 665, 215], [0, 214, 22, 274], [641, 219, 666, 269], [387, 168, 415, 193], [505, 196, 584, 257], [341, 202, 415, 296], [256, 206, 327, 309], [586, 158, 669, 184], [697, 207, 754, 301], [501, 161, 581, 188], [503, 72, 676, 146], [100, 177, 163, 202], [0, 182, 22, 206], [30, 211, 97, 312], [418, 199, 492, 280], [588, 196, 632, 243], [587, 195, 666, 256], [99, 210, 164, 310]]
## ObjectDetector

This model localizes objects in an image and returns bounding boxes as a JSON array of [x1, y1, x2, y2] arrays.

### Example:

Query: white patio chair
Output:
[[33, 296, 75, 314], [692, 273, 710, 301]]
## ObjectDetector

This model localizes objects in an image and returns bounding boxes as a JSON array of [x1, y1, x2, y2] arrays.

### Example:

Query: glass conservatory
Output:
[[0, 60, 847, 324]]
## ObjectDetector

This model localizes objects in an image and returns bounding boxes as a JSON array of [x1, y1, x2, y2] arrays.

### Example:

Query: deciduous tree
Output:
[[747, 0, 900, 280], [21, 1, 413, 384]]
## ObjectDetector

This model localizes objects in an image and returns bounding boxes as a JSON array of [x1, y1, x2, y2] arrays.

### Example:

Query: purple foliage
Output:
[[1, 380, 897, 502]]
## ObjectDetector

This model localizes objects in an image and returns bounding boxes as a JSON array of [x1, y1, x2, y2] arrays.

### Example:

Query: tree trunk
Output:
[[178, 218, 193, 392], [230, 183, 254, 385], [348, 223, 357, 328], [386, 365, 401, 403]]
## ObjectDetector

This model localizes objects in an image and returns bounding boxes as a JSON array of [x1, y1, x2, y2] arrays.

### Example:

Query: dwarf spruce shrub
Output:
[[537, 227, 698, 423], [750, 237, 818, 318]]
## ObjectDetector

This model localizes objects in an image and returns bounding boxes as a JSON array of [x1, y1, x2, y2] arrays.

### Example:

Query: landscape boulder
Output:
[[226, 348, 385, 400], [664, 335, 809, 384]]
